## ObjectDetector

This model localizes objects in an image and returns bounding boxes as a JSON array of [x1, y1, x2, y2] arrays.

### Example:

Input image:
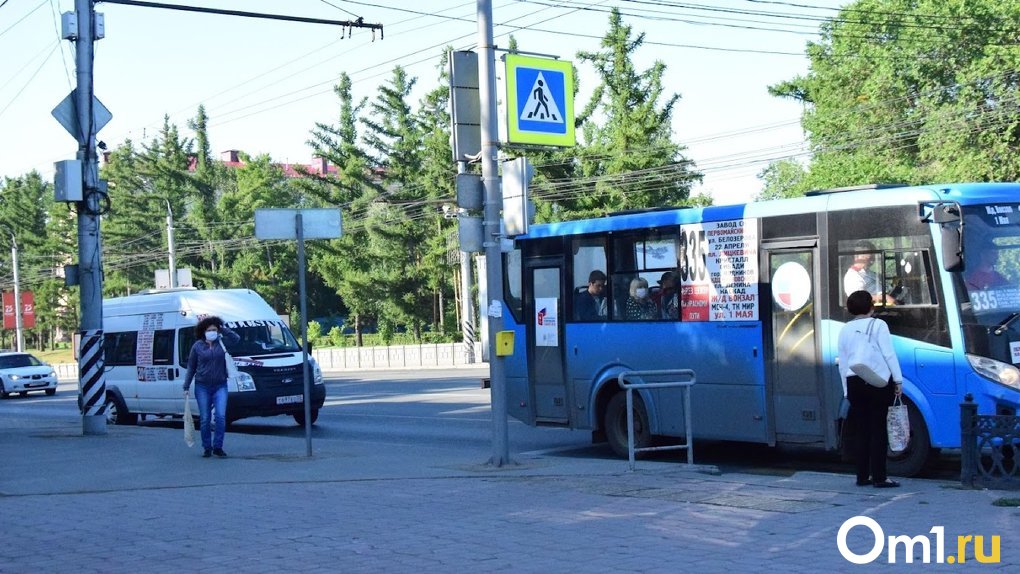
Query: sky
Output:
[[0, 0, 847, 206]]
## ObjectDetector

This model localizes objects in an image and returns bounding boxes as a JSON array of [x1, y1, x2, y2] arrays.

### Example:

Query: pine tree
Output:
[[566, 8, 701, 217]]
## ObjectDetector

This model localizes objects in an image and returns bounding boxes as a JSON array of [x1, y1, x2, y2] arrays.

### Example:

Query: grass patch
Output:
[[25, 348, 75, 364], [992, 497, 1020, 507]]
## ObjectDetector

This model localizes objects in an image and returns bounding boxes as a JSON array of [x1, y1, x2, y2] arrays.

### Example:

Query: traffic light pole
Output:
[[75, 0, 107, 435], [477, 0, 510, 466]]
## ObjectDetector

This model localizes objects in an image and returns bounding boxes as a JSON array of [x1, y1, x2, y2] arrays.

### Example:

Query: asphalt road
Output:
[[0, 367, 961, 480]]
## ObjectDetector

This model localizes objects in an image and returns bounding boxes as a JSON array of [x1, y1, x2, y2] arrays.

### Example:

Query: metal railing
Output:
[[960, 394, 1020, 490], [617, 369, 696, 471]]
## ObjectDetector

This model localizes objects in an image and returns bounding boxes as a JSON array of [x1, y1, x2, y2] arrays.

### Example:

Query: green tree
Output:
[[565, 8, 701, 218], [769, 0, 1020, 188], [757, 159, 808, 200], [304, 72, 383, 346], [216, 153, 299, 312], [102, 118, 197, 295], [360, 66, 432, 340]]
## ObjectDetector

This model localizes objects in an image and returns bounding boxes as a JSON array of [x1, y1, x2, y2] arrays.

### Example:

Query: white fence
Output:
[[53, 342, 484, 381], [311, 342, 484, 371]]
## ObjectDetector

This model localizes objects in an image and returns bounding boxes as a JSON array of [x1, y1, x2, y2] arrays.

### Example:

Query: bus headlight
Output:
[[967, 354, 1020, 390], [236, 372, 257, 392]]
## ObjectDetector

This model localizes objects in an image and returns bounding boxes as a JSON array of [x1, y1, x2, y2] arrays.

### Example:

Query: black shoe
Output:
[[202, 449, 212, 458], [213, 448, 227, 458], [855, 479, 871, 487], [873, 479, 900, 488]]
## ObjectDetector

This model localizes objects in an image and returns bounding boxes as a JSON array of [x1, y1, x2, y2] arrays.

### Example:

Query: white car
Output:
[[0, 352, 59, 398]]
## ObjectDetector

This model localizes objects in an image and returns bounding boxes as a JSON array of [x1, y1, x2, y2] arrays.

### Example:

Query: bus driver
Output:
[[844, 240, 894, 305]]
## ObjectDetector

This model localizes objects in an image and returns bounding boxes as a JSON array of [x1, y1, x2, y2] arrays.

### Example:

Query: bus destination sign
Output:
[[679, 218, 760, 322]]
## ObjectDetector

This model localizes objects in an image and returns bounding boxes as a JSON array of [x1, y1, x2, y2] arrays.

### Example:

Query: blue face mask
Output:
[[205, 330, 219, 342]]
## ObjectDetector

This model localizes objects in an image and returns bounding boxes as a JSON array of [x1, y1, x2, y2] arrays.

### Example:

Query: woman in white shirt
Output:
[[838, 290, 903, 488]]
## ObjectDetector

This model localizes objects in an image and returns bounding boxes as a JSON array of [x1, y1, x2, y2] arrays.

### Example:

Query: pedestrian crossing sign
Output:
[[505, 54, 575, 147]]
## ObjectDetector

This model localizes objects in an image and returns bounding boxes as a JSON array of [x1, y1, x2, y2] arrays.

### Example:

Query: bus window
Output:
[[571, 237, 608, 321], [883, 250, 934, 306], [610, 230, 678, 321]]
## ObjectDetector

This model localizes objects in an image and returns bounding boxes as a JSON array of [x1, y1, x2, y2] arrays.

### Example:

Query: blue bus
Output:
[[500, 183, 1020, 476]]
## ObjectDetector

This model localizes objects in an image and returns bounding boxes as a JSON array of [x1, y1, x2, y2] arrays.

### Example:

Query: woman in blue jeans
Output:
[[182, 316, 240, 458]]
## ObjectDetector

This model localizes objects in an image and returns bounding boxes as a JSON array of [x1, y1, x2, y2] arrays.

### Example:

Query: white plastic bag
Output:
[[887, 396, 910, 452], [183, 393, 195, 448]]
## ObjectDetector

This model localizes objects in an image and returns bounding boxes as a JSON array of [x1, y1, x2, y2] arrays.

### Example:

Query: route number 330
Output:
[[679, 228, 707, 282]]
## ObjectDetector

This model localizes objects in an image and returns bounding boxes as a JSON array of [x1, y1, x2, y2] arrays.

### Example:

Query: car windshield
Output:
[[0, 354, 43, 369], [223, 319, 301, 356], [956, 203, 1020, 362]]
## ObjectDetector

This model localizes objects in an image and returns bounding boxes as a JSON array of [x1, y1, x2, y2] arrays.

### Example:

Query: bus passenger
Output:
[[651, 271, 679, 319], [844, 240, 894, 305], [574, 270, 608, 320], [838, 290, 903, 488], [625, 277, 658, 320]]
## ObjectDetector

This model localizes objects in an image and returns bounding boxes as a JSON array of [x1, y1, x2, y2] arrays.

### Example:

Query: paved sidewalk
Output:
[[1, 411, 1017, 572]]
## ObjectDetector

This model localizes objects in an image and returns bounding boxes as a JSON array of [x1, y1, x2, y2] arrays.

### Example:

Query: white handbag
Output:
[[887, 396, 910, 452], [219, 339, 241, 384], [847, 319, 891, 388]]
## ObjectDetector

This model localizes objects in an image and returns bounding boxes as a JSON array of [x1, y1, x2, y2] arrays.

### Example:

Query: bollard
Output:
[[960, 393, 977, 488]]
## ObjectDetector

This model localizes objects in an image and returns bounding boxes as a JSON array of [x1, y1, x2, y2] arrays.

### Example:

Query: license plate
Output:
[[276, 394, 303, 405]]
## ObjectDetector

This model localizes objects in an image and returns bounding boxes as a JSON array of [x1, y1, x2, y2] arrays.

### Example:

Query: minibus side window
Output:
[[103, 332, 138, 366], [152, 329, 174, 365]]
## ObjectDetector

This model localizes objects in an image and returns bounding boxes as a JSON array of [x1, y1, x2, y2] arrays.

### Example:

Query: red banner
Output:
[[2, 292, 35, 329], [21, 292, 35, 328], [2, 292, 12, 329]]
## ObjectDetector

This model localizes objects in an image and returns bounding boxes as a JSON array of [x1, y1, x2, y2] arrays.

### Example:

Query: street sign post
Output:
[[255, 208, 342, 457], [504, 54, 575, 147]]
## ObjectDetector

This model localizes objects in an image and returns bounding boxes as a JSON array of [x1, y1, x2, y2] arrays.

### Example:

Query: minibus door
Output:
[[763, 243, 825, 442], [524, 258, 569, 423]]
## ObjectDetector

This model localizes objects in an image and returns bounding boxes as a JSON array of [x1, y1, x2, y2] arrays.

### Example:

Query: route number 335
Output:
[[679, 228, 707, 283]]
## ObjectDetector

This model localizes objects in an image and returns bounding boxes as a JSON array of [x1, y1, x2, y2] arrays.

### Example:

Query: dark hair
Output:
[[853, 239, 877, 252], [195, 316, 223, 339], [846, 290, 873, 316], [588, 270, 607, 283]]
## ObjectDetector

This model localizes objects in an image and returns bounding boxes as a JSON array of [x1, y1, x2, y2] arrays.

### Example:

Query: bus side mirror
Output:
[[931, 204, 964, 272]]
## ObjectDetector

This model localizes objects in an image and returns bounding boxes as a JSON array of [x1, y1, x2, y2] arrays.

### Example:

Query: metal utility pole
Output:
[[455, 164, 476, 365], [8, 230, 24, 352], [165, 199, 177, 288], [477, 0, 510, 466], [75, 0, 107, 436]]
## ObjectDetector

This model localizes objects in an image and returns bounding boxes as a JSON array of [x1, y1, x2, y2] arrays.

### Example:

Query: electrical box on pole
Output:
[[54, 160, 84, 201]]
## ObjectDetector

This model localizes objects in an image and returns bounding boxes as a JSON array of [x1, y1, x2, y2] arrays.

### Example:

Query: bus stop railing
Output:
[[618, 369, 696, 471], [960, 394, 1020, 490]]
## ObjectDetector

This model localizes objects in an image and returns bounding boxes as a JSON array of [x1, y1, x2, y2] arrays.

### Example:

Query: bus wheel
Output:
[[105, 391, 138, 426], [604, 393, 652, 458], [293, 408, 319, 426], [887, 399, 932, 477]]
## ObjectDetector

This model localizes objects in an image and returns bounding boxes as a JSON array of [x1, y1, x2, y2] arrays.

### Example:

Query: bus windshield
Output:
[[957, 203, 1020, 361]]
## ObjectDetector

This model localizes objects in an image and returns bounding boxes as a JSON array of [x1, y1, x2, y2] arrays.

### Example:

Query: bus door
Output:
[[524, 257, 569, 423], [762, 241, 826, 442]]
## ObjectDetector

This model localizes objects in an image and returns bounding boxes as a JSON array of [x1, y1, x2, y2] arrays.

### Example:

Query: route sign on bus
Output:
[[504, 54, 575, 147]]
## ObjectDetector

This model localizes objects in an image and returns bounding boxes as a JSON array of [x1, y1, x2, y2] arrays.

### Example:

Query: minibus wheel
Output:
[[293, 408, 319, 426], [886, 399, 932, 477], [604, 393, 652, 458], [104, 391, 138, 426]]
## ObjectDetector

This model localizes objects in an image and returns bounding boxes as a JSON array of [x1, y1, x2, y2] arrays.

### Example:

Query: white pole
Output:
[[166, 199, 177, 288], [10, 234, 23, 352]]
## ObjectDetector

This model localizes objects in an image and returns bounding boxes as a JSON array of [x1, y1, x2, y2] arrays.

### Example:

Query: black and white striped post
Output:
[[79, 329, 106, 429]]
